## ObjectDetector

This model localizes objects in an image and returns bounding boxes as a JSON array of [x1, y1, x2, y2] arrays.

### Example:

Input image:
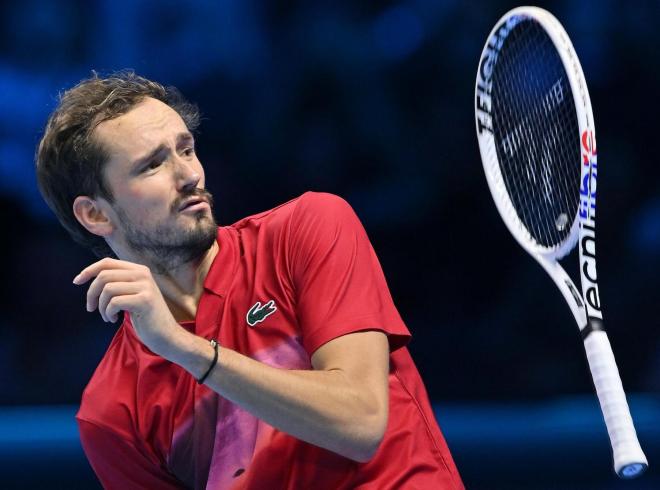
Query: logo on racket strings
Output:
[[500, 78, 565, 159]]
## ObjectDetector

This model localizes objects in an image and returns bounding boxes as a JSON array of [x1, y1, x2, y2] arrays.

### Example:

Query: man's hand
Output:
[[73, 258, 184, 360]]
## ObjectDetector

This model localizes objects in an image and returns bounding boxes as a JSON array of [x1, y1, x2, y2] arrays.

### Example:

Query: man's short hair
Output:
[[35, 70, 200, 257]]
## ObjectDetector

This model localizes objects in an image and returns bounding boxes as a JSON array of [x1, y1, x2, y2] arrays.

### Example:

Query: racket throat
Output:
[[580, 317, 605, 340]]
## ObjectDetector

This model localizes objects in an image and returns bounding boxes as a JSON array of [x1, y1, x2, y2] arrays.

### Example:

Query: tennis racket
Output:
[[474, 6, 647, 478]]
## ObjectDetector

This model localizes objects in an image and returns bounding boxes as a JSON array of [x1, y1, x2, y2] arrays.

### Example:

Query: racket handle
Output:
[[583, 330, 648, 478]]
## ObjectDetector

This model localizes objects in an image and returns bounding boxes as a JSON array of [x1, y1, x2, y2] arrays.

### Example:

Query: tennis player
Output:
[[36, 71, 464, 489]]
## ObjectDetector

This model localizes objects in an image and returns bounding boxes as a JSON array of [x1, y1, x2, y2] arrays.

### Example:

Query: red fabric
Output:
[[77, 192, 464, 490]]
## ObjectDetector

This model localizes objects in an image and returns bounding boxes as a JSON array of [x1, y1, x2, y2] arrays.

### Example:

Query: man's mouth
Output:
[[178, 197, 209, 212]]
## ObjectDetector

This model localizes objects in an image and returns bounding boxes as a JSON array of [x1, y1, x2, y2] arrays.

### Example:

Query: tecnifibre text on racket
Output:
[[474, 6, 647, 478]]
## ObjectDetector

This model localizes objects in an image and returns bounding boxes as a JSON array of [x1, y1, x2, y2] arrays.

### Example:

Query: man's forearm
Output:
[[72, 258, 389, 461], [170, 330, 389, 462]]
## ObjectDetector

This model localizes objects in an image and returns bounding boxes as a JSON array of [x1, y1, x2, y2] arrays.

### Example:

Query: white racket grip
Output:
[[583, 330, 648, 477]]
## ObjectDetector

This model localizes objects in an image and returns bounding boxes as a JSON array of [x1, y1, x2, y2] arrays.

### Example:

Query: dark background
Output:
[[0, 0, 658, 488]]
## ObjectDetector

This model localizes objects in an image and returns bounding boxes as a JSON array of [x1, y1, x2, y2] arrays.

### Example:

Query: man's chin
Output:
[[180, 206, 215, 224], [180, 217, 217, 245], [121, 218, 217, 269]]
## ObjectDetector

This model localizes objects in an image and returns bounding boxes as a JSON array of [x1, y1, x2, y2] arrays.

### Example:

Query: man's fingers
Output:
[[73, 258, 121, 284], [86, 269, 144, 313], [73, 258, 143, 285], [105, 295, 139, 323], [98, 282, 143, 322], [73, 258, 157, 324]]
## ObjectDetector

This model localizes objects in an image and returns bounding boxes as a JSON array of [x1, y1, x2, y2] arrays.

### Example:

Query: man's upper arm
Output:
[[311, 330, 390, 420], [78, 418, 183, 490], [288, 192, 411, 355]]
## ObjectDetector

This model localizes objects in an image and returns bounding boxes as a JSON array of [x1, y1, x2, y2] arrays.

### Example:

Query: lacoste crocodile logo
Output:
[[246, 300, 277, 327]]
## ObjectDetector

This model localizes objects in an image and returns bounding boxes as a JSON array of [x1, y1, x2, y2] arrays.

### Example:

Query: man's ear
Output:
[[73, 196, 115, 237]]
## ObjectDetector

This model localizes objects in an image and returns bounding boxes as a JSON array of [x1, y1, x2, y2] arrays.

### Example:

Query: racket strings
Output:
[[511, 25, 572, 245], [510, 26, 575, 246], [491, 19, 581, 249]]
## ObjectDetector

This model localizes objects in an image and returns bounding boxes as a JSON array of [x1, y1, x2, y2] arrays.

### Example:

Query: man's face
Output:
[[93, 97, 217, 270]]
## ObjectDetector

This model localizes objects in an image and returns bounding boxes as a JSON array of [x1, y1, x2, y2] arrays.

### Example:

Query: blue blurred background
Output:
[[0, 0, 658, 488]]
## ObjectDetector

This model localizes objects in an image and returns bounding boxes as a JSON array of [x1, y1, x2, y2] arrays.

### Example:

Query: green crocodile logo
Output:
[[246, 300, 277, 327]]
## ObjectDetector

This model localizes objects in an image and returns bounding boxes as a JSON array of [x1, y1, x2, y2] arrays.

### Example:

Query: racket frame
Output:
[[475, 6, 648, 478]]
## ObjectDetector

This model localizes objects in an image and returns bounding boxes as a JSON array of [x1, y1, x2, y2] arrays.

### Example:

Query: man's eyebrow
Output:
[[132, 144, 167, 168], [177, 131, 194, 145], [131, 132, 195, 168]]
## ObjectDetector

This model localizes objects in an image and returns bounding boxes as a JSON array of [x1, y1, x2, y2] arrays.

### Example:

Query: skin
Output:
[[71, 97, 390, 462]]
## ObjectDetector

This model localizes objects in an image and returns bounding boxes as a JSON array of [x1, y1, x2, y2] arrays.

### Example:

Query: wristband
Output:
[[196, 339, 219, 385]]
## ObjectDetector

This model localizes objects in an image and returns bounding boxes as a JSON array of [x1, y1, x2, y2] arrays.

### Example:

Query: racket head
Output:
[[475, 8, 649, 479], [474, 6, 595, 261]]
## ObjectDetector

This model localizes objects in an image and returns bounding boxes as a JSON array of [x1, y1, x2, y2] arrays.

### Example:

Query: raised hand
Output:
[[73, 258, 184, 359]]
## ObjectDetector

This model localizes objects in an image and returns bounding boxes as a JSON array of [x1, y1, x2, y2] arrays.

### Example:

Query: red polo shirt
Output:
[[76, 192, 463, 489]]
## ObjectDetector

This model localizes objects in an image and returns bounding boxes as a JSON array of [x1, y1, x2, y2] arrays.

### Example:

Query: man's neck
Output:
[[157, 240, 220, 322], [127, 240, 220, 322]]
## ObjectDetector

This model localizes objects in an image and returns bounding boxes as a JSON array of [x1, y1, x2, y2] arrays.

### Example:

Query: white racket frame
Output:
[[475, 6, 647, 478]]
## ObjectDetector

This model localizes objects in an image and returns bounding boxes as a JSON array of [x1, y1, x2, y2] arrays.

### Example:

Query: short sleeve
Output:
[[288, 192, 410, 354], [78, 418, 184, 490]]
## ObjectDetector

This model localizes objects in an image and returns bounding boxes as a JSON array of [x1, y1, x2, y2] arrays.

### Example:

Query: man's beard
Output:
[[114, 189, 218, 273]]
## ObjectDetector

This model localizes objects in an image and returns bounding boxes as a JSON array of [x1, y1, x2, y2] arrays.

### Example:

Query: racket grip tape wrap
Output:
[[583, 330, 648, 478]]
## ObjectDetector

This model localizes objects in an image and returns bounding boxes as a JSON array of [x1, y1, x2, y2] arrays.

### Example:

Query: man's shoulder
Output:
[[230, 191, 353, 231]]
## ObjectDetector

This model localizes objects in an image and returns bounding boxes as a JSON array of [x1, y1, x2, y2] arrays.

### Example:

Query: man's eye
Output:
[[183, 147, 195, 157], [144, 160, 162, 171]]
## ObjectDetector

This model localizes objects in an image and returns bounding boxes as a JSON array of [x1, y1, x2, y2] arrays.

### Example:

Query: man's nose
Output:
[[174, 158, 201, 191]]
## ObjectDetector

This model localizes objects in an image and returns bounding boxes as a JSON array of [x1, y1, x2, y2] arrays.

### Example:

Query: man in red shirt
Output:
[[36, 71, 464, 489]]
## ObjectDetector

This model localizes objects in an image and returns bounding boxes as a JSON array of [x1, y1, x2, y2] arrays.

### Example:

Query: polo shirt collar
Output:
[[203, 226, 238, 296]]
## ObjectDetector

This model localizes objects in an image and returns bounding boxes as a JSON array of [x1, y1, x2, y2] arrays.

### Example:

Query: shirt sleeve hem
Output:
[[303, 314, 411, 356]]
